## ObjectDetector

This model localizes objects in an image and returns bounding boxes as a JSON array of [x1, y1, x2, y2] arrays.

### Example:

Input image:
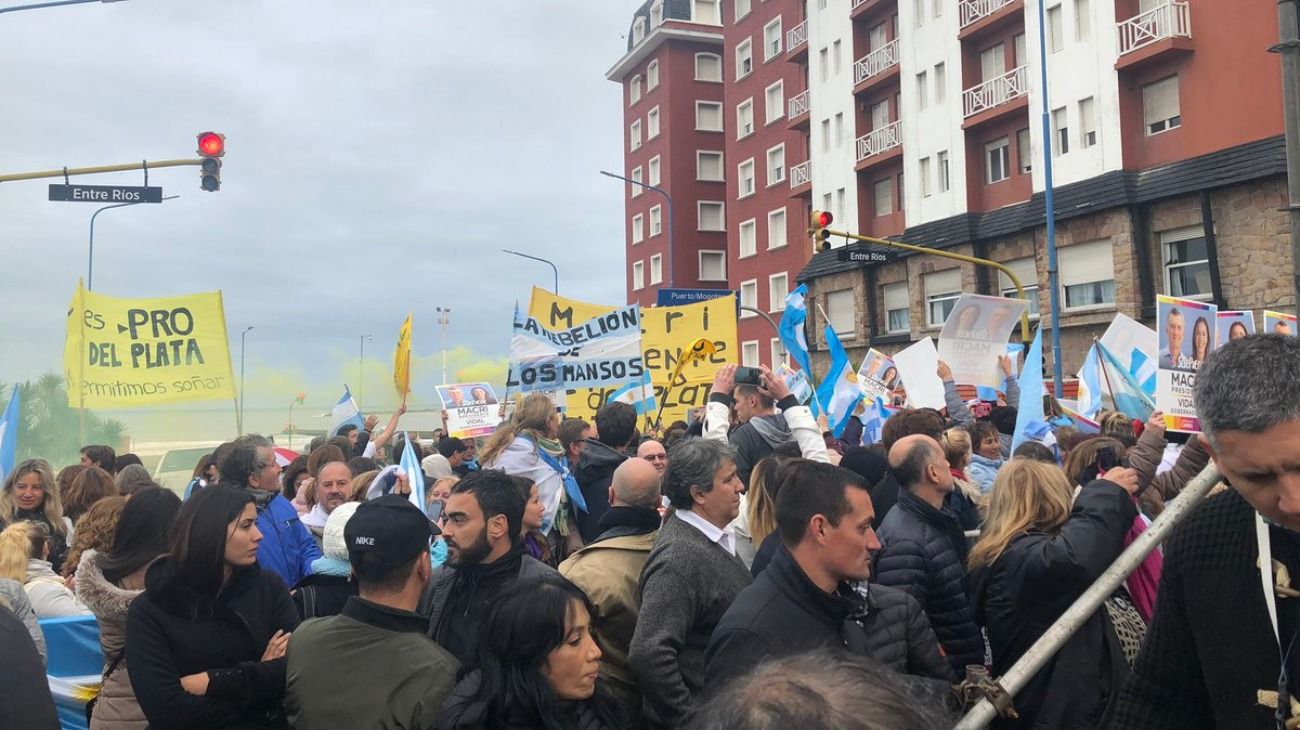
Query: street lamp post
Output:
[[88, 195, 178, 291], [238, 326, 253, 436], [502, 249, 559, 293], [436, 307, 451, 385], [0, 0, 127, 15], [600, 169, 675, 289], [358, 334, 372, 405]]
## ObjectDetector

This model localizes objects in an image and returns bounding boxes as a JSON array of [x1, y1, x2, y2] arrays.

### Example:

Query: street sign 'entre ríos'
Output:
[[49, 184, 163, 204]]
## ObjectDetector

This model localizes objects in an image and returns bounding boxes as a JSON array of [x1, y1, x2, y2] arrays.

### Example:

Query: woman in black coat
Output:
[[967, 458, 1138, 730], [126, 484, 300, 730]]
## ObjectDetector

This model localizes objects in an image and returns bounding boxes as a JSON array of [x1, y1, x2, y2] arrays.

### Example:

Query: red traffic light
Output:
[[812, 210, 833, 228], [197, 132, 225, 157]]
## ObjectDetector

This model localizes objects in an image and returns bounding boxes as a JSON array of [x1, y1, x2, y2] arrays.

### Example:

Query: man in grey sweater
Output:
[[628, 438, 752, 730]]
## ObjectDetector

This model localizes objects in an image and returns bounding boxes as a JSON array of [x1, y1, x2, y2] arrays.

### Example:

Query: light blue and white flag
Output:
[[608, 372, 658, 415], [330, 386, 365, 437], [0, 385, 19, 483], [1012, 329, 1051, 451], [1078, 343, 1104, 418], [861, 397, 899, 446], [1098, 341, 1156, 421], [399, 431, 427, 514], [1129, 348, 1158, 398], [779, 284, 819, 416], [815, 326, 861, 438]]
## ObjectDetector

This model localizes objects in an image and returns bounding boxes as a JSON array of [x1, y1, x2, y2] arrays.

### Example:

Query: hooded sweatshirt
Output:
[[729, 414, 793, 488], [573, 439, 629, 543]]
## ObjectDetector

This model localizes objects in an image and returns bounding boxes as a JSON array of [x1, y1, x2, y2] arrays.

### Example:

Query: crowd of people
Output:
[[1, 334, 1299, 729]]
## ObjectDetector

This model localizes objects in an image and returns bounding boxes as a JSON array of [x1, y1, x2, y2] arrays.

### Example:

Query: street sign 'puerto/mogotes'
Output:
[[49, 184, 163, 204]]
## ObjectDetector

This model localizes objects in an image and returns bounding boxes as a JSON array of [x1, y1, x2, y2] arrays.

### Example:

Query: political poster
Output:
[[1156, 295, 1218, 433], [777, 363, 813, 406], [438, 382, 500, 439], [509, 305, 645, 393], [856, 349, 899, 403], [1216, 310, 1255, 347], [63, 281, 237, 409], [524, 288, 738, 425], [892, 337, 945, 410], [936, 294, 1028, 389], [1264, 310, 1298, 336]]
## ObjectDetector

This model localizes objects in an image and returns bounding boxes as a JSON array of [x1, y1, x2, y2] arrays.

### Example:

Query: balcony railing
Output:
[[1117, 1, 1191, 56], [788, 89, 810, 119], [962, 65, 1028, 118], [853, 39, 900, 85], [852, 0, 870, 7], [787, 20, 808, 54], [959, 0, 1016, 28], [789, 160, 811, 189], [855, 120, 902, 161]]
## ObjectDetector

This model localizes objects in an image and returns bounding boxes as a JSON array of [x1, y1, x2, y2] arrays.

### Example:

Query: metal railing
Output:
[[852, 0, 870, 8], [959, 0, 1016, 28], [788, 89, 810, 119], [1117, 0, 1191, 55], [853, 39, 900, 85], [855, 120, 902, 161], [786, 20, 808, 54], [962, 64, 1028, 118], [788, 160, 811, 189]]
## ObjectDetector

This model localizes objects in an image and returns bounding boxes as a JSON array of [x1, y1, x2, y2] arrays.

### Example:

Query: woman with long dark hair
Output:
[[438, 575, 621, 730], [126, 484, 299, 730], [77, 487, 181, 730]]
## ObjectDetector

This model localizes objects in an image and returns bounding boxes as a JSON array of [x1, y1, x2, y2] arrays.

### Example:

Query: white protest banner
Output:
[[509, 305, 645, 394], [1264, 310, 1298, 336], [856, 349, 899, 403], [437, 382, 500, 439], [893, 337, 945, 410], [1215, 310, 1255, 347], [936, 294, 1028, 389], [1156, 295, 1217, 433]]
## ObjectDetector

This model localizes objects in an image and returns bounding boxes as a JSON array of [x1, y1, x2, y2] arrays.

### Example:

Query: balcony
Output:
[[787, 89, 811, 129], [788, 160, 812, 196], [962, 65, 1029, 120], [787, 20, 808, 59], [855, 121, 902, 169], [1116, 1, 1192, 69], [853, 39, 900, 88], [960, 0, 1016, 28]]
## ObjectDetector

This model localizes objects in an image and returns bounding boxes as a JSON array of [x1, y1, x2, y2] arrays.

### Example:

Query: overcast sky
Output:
[[1, 1, 639, 435]]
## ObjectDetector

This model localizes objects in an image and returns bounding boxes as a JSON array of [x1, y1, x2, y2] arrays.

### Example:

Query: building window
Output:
[[1075, 0, 1091, 42], [765, 80, 784, 124], [837, 187, 846, 220], [632, 214, 644, 244], [647, 60, 660, 90], [835, 112, 845, 147], [697, 151, 724, 181], [1162, 226, 1212, 299], [1014, 33, 1027, 66], [1080, 97, 1097, 148], [630, 76, 642, 105], [833, 39, 842, 75], [650, 1, 664, 26], [696, 101, 723, 131], [633, 17, 646, 44], [821, 118, 831, 153], [986, 137, 1010, 183], [766, 144, 786, 186], [695, 52, 723, 82], [767, 208, 787, 249], [736, 37, 753, 79], [737, 98, 755, 138], [738, 158, 756, 197], [914, 0, 926, 26], [1017, 128, 1032, 174], [763, 18, 783, 60], [630, 120, 642, 151], [934, 62, 946, 104], [693, 0, 721, 25], [1053, 107, 1068, 155], [933, 0, 943, 17], [916, 71, 929, 110], [938, 150, 950, 192], [771, 338, 788, 368], [734, 0, 751, 21], [998, 257, 1040, 317], [883, 282, 910, 333], [650, 205, 662, 236], [647, 106, 661, 139], [769, 273, 789, 312], [980, 43, 1005, 82], [920, 156, 932, 197], [827, 290, 856, 338], [740, 280, 759, 317], [819, 47, 829, 82], [632, 260, 645, 290], [648, 155, 661, 186], [699, 250, 727, 281], [741, 340, 760, 366], [924, 269, 962, 327], [1047, 4, 1064, 52], [1060, 239, 1116, 309], [874, 179, 893, 217], [698, 201, 725, 231], [739, 218, 757, 257], [630, 166, 643, 196], [650, 254, 663, 284], [1143, 76, 1181, 135]]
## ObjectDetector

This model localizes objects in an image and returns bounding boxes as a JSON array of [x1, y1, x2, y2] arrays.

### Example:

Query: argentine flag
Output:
[[329, 386, 365, 437], [779, 284, 819, 416], [861, 396, 897, 446], [608, 372, 658, 415], [0, 385, 19, 483], [1077, 343, 1104, 419], [398, 431, 427, 514], [1129, 348, 1158, 398], [1012, 329, 1052, 452], [1098, 342, 1156, 420], [815, 326, 861, 438]]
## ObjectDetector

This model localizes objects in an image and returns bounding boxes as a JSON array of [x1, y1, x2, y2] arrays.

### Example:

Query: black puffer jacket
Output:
[[862, 582, 956, 681], [969, 480, 1135, 730], [436, 670, 619, 730], [126, 557, 300, 730], [873, 488, 984, 673], [573, 439, 627, 543]]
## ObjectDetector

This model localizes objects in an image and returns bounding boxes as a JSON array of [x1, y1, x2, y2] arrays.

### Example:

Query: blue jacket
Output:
[[969, 453, 1004, 494], [253, 493, 321, 587]]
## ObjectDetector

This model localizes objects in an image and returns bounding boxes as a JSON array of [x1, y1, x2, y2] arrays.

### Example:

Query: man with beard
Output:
[[419, 469, 558, 664]]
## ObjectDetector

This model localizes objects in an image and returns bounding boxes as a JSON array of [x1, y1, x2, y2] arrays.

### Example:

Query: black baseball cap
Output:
[[344, 495, 438, 567]]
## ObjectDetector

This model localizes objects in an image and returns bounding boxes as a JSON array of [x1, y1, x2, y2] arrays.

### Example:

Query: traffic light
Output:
[[197, 131, 225, 192], [810, 210, 833, 252]]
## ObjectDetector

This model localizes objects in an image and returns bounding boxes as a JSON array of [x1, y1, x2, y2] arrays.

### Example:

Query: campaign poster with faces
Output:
[[936, 294, 1028, 389], [1156, 295, 1217, 433]]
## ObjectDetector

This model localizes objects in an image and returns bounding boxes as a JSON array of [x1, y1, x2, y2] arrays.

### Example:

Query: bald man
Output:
[[638, 439, 668, 477], [872, 434, 984, 674], [560, 457, 664, 724]]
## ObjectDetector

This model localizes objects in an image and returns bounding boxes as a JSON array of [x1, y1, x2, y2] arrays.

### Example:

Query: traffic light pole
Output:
[[0, 157, 201, 183], [821, 228, 1033, 342]]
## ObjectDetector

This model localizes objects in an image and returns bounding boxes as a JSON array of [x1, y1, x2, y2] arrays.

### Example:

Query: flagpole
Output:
[[807, 303, 837, 416], [1096, 339, 1117, 412]]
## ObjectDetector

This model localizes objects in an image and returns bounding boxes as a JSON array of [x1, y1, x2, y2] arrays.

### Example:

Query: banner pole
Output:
[[77, 281, 87, 445]]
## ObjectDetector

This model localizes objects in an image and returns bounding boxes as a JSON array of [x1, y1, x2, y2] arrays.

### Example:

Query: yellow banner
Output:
[[394, 312, 413, 396], [525, 287, 737, 425], [63, 282, 237, 409]]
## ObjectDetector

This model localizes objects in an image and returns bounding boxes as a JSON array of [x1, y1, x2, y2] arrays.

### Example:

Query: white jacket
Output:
[[24, 558, 90, 619], [485, 436, 566, 533]]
